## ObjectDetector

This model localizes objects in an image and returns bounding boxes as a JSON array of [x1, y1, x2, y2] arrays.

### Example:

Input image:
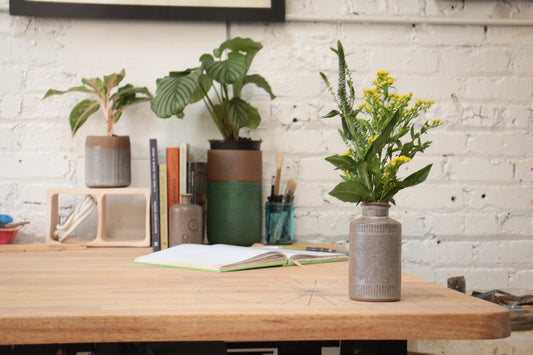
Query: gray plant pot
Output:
[[85, 135, 131, 188], [349, 203, 402, 302]]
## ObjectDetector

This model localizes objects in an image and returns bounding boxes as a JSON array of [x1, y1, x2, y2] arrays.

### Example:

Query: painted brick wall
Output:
[[0, 0, 532, 294]]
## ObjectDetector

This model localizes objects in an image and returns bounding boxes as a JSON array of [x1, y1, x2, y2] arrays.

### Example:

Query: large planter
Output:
[[207, 139, 262, 246], [349, 203, 401, 302], [85, 135, 131, 188]]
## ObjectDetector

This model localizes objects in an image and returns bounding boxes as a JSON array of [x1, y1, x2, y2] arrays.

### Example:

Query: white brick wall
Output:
[[1, 1, 532, 297]]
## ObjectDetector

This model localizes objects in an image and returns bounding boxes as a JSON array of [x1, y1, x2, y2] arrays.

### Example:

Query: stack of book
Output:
[[149, 139, 207, 251]]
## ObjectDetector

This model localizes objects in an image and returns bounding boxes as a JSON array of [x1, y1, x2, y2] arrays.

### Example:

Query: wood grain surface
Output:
[[0, 247, 510, 345]]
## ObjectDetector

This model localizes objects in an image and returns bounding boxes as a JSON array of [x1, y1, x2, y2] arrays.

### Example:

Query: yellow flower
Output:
[[367, 135, 379, 144], [373, 70, 395, 87], [342, 149, 351, 156], [387, 156, 411, 169]]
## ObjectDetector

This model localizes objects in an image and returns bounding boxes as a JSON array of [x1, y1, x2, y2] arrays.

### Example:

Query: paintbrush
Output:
[[273, 153, 283, 199], [283, 178, 297, 203]]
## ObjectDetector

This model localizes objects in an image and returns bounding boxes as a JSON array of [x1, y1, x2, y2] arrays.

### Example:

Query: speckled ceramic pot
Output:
[[206, 139, 262, 246], [85, 135, 131, 188], [349, 203, 401, 302]]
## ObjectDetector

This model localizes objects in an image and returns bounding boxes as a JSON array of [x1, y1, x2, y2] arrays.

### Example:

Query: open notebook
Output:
[[133, 244, 348, 272]]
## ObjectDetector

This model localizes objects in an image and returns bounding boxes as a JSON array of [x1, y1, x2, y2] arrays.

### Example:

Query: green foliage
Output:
[[151, 37, 276, 141], [320, 41, 442, 205], [43, 69, 153, 137]]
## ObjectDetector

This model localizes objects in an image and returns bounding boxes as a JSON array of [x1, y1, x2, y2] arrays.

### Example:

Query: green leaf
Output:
[[214, 37, 263, 67], [245, 103, 261, 130], [214, 37, 263, 58], [322, 110, 340, 118], [329, 181, 371, 203], [227, 97, 250, 130], [190, 74, 212, 103], [399, 164, 432, 187], [367, 157, 382, 175], [364, 109, 401, 163], [242, 74, 275, 100], [199, 53, 214, 65], [83, 77, 107, 101], [325, 154, 356, 172], [42, 86, 94, 99], [203, 52, 248, 84], [110, 84, 152, 123], [151, 69, 201, 119], [69, 99, 100, 136], [103, 69, 125, 95]]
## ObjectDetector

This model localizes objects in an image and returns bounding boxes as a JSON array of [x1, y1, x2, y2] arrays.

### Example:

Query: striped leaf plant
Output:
[[151, 37, 276, 141], [43, 69, 153, 137]]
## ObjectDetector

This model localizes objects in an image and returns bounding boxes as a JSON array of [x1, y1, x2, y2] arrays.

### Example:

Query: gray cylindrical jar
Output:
[[349, 203, 402, 302], [85, 135, 131, 188], [169, 194, 203, 246]]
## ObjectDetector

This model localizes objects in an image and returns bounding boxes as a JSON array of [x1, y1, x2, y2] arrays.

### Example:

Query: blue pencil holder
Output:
[[265, 201, 294, 245]]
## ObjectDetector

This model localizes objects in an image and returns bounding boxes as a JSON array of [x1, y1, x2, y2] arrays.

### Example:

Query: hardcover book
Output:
[[166, 147, 180, 210], [149, 138, 160, 251], [158, 163, 169, 250]]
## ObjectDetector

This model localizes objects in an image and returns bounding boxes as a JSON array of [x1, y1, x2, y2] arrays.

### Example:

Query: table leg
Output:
[[340, 340, 407, 355]]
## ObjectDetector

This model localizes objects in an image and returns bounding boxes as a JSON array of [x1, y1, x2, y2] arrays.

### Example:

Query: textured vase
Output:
[[349, 203, 402, 302], [85, 135, 131, 188], [169, 194, 204, 246], [206, 140, 262, 246]]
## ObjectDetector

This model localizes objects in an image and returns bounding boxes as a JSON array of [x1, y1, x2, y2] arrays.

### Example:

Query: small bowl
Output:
[[0, 226, 23, 244]]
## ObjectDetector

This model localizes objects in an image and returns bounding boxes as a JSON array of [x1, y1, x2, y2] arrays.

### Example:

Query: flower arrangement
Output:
[[320, 41, 442, 205]]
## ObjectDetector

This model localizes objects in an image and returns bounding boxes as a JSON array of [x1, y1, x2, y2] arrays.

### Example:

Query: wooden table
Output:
[[0, 248, 510, 354]]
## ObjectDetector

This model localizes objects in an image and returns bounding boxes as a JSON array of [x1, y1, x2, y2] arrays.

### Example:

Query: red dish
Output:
[[0, 226, 23, 244]]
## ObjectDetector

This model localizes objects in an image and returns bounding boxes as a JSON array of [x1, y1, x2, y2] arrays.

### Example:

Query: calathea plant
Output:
[[43, 69, 153, 136], [150, 37, 275, 140], [320, 41, 442, 205]]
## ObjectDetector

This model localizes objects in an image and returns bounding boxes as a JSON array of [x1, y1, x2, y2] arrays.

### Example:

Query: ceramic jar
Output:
[[206, 139, 262, 246], [85, 135, 131, 188], [349, 203, 401, 302], [169, 194, 203, 246]]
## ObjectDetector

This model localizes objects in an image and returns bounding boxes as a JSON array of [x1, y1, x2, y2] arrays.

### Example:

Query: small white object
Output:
[[53, 195, 96, 242]]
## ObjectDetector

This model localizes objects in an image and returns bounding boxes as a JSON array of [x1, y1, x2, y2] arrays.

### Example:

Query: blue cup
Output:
[[265, 201, 294, 245]]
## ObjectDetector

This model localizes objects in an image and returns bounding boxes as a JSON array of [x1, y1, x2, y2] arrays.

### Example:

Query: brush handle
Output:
[[274, 168, 281, 196]]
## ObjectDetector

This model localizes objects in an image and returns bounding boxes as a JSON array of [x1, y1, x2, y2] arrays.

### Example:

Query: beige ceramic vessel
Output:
[[349, 203, 402, 302]]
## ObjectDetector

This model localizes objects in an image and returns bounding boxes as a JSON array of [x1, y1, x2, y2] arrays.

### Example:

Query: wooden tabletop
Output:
[[0, 247, 510, 345]]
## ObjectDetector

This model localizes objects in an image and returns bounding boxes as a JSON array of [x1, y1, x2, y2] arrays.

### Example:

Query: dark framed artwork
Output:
[[9, 0, 285, 22]]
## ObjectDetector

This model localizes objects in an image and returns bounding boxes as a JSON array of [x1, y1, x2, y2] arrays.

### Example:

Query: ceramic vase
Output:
[[85, 135, 131, 188], [349, 203, 401, 302], [169, 194, 204, 246], [206, 139, 262, 246]]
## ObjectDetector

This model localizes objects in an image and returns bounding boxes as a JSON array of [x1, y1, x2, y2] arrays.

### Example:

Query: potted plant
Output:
[[320, 41, 441, 301], [151, 37, 275, 246], [44, 69, 153, 188]]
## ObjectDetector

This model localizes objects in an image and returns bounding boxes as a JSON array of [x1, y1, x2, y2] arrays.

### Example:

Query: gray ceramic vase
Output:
[[349, 203, 401, 302], [85, 135, 131, 188]]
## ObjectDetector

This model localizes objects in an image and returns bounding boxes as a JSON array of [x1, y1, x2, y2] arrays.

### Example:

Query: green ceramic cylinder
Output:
[[207, 181, 262, 246], [206, 140, 262, 246]]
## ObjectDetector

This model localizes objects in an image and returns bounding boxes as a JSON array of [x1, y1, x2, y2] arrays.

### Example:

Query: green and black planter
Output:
[[206, 139, 262, 246]]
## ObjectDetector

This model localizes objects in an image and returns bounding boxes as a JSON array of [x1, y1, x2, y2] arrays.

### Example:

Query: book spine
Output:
[[188, 162, 196, 204], [166, 147, 180, 210], [158, 163, 169, 250], [179, 142, 189, 196], [149, 139, 160, 252]]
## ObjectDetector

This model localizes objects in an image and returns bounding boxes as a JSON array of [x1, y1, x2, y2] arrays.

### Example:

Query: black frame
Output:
[[9, 0, 285, 22]]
